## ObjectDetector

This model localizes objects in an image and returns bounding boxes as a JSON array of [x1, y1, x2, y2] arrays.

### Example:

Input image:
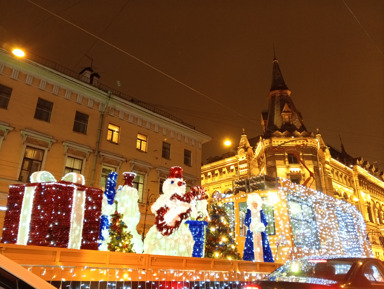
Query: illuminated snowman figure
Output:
[[114, 172, 144, 253], [143, 166, 194, 256]]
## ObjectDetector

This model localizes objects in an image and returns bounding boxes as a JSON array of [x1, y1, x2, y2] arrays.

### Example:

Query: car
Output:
[[248, 256, 384, 288], [0, 254, 56, 289]]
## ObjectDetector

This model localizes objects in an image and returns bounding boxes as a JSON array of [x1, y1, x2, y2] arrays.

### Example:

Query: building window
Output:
[[34, 98, 53, 122], [133, 172, 145, 202], [287, 194, 320, 249], [184, 149, 191, 166], [159, 177, 166, 194], [288, 153, 299, 164], [0, 84, 12, 109], [367, 203, 374, 223], [73, 111, 88, 134], [136, 134, 147, 152], [162, 142, 171, 159], [19, 146, 45, 183], [100, 165, 116, 191], [107, 124, 120, 144], [64, 156, 83, 174]]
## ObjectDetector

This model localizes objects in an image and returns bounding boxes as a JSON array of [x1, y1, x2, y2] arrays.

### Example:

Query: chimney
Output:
[[90, 72, 100, 86], [79, 67, 93, 83]]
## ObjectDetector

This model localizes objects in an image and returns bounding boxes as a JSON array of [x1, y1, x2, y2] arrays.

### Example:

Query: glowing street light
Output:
[[224, 139, 232, 147], [12, 48, 25, 57]]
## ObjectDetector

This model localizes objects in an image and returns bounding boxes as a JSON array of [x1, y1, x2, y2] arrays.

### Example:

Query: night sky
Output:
[[1, 0, 383, 167]]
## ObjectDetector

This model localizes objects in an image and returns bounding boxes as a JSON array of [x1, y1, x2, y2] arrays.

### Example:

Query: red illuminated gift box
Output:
[[1, 172, 103, 250]]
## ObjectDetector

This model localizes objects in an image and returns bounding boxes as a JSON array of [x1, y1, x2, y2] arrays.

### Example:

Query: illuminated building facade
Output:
[[201, 58, 384, 260], [0, 49, 210, 238]]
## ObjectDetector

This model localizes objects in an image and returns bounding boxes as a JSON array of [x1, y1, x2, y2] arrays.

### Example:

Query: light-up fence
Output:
[[0, 243, 280, 289]]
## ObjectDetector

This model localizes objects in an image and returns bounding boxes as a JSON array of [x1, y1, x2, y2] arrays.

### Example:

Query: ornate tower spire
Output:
[[270, 58, 288, 91], [261, 57, 309, 138]]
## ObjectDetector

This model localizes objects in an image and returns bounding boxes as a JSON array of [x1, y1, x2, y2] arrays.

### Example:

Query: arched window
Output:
[[367, 202, 374, 223], [375, 202, 381, 224]]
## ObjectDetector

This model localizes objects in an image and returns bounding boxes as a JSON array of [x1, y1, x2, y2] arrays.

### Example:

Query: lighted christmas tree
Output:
[[107, 201, 134, 253], [204, 200, 241, 260]]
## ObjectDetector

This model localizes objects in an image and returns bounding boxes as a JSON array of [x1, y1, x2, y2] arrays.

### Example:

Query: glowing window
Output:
[[133, 172, 145, 202], [19, 146, 45, 183], [100, 165, 116, 191], [64, 156, 83, 174], [136, 134, 147, 152], [107, 124, 120, 144]]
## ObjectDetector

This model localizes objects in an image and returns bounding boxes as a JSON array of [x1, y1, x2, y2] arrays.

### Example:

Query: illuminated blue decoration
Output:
[[186, 220, 208, 258], [104, 172, 118, 205], [243, 209, 274, 262], [98, 172, 118, 247], [99, 215, 109, 242]]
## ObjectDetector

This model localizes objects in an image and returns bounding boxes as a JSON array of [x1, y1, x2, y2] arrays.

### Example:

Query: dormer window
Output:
[[281, 103, 292, 124]]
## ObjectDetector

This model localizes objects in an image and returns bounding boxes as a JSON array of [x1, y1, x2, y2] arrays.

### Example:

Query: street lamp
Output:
[[224, 139, 232, 147], [12, 48, 25, 58], [142, 190, 156, 241]]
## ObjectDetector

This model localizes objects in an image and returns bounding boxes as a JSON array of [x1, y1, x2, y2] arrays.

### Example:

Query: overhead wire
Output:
[[342, 0, 384, 57], [26, 0, 258, 126]]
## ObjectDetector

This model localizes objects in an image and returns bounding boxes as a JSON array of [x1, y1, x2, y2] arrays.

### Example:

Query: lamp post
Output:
[[142, 190, 156, 241], [12, 48, 25, 57]]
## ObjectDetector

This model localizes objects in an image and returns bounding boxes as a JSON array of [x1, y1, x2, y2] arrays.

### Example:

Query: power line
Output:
[[26, 0, 258, 126], [342, 0, 384, 57]]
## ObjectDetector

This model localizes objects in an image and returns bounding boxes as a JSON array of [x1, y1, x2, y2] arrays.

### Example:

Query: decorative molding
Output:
[[20, 129, 56, 150], [99, 151, 126, 168], [128, 159, 153, 173], [156, 166, 170, 178], [76, 94, 83, 104], [39, 79, 46, 90], [64, 89, 71, 100], [26, 74, 33, 85], [87, 98, 94, 108], [0, 121, 14, 150], [11, 69, 19, 80], [52, 85, 59, 95], [62, 141, 92, 159]]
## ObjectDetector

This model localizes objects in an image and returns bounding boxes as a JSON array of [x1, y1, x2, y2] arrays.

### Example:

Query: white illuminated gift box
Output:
[[1, 171, 103, 250]]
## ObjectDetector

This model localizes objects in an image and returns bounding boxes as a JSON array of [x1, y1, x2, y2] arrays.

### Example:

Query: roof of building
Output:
[[263, 58, 309, 138], [270, 58, 289, 91]]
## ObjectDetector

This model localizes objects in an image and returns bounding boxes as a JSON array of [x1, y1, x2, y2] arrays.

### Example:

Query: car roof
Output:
[[292, 256, 379, 263]]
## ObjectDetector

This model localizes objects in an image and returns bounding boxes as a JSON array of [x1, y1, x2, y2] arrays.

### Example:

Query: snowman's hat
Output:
[[169, 166, 183, 179]]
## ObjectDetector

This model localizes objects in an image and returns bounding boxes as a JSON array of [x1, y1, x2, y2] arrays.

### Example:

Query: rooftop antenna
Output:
[[339, 134, 346, 154], [273, 43, 277, 60], [84, 54, 94, 69]]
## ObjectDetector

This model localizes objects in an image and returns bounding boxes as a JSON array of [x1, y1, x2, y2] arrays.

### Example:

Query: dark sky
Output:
[[1, 0, 383, 167]]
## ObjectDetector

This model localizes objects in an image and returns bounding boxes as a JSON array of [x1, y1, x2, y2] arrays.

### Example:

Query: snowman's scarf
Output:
[[155, 187, 207, 236]]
